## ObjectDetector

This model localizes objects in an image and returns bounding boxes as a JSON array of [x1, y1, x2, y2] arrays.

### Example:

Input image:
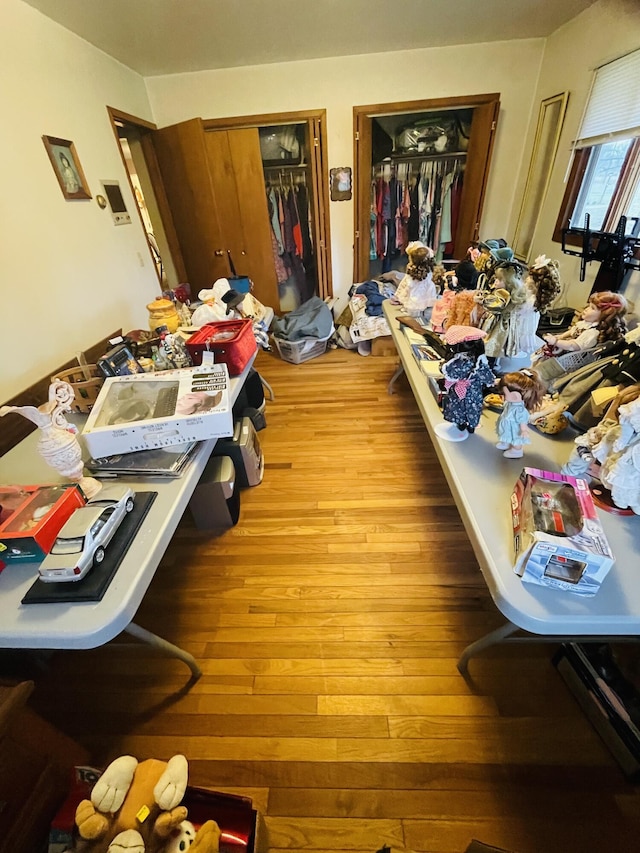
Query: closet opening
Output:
[[369, 108, 472, 280], [203, 109, 332, 314], [260, 124, 318, 312], [353, 94, 500, 283]]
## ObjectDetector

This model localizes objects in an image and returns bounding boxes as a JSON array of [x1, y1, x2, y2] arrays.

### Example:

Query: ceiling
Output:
[[21, 0, 598, 77]]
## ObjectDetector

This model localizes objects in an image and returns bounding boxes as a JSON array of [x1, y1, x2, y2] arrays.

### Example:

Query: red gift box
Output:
[[186, 320, 257, 376], [0, 484, 86, 564]]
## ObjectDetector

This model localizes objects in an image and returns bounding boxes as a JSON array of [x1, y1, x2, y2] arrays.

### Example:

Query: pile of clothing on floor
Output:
[[334, 275, 398, 355]]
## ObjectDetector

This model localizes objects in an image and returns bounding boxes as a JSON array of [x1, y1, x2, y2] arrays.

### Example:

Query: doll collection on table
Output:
[[391, 235, 640, 596]]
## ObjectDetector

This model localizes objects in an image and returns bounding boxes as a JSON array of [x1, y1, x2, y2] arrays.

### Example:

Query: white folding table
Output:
[[383, 301, 640, 672], [0, 358, 256, 679]]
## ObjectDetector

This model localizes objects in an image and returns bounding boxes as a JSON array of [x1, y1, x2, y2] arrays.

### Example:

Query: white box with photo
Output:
[[82, 361, 233, 457]]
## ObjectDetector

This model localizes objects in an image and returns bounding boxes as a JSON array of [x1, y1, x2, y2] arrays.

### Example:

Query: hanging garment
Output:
[[271, 226, 289, 284], [268, 189, 284, 253], [296, 183, 314, 269], [288, 188, 303, 258]]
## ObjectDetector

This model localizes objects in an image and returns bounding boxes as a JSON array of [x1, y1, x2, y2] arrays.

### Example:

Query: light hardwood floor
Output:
[[28, 347, 640, 852]]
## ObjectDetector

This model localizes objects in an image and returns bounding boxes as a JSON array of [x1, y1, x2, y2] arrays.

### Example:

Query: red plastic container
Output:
[[186, 319, 257, 376]]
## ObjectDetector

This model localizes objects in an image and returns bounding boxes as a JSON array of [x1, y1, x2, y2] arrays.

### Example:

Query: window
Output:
[[554, 49, 640, 242]]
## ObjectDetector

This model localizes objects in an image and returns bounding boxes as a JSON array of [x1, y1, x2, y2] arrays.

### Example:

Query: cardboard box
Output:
[[82, 361, 233, 456], [511, 467, 614, 597], [370, 335, 397, 357], [0, 484, 86, 564]]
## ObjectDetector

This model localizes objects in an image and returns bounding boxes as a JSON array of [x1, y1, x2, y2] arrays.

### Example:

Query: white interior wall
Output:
[[0, 0, 160, 401], [6, 0, 637, 408], [509, 0, 640, 309], [145, 40, 545, 308]]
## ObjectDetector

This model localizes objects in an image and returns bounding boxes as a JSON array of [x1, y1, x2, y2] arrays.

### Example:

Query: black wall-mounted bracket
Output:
[[561, 214, 640, 293]]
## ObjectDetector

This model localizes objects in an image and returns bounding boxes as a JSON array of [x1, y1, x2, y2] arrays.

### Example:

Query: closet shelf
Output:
[[262, 162, 309, 171], [379, 151, 467, 163]]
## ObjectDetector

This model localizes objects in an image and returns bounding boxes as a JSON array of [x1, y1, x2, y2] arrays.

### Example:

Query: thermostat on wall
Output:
[[101, 180, 131, 225]]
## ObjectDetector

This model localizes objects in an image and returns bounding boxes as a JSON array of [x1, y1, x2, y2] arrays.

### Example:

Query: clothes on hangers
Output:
[[370, 157, 464, 266], [264, 170, 316, 306]]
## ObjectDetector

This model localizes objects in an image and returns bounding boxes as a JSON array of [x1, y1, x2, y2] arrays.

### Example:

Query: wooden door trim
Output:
[[106, 106, 188, 286], [203, 109, 326, 131], [353, 93, 501, 120]]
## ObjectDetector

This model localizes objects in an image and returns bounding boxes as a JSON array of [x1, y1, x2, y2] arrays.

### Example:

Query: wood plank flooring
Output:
[[20, 348, 640, 852]]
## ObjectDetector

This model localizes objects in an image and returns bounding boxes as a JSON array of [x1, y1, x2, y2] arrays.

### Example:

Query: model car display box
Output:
[[511, 468, 614, 597], [81, 360, 233, 456], [0, 484, 86, 564], [186, 319, 257, 376], [48, 766, 259, 853]]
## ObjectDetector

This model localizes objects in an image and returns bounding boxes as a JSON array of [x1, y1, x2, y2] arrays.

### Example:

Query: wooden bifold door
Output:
[[151, 111, 332, 312]]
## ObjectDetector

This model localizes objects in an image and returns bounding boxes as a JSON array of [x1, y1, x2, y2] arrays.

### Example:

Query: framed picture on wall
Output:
[[42, 135, 92, 200], [330, 167, 352, 201]]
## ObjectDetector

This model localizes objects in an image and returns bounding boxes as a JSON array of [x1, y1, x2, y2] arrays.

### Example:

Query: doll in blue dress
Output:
[[495, 369, 546, 458]]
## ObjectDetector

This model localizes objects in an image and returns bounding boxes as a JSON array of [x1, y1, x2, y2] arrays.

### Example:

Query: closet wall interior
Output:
[[370, 108, 473, 279], [260, 124, 318, 312]]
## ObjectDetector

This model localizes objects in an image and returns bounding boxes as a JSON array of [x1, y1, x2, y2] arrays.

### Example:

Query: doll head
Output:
[[583, 291, 628, 343], [406, 241, 435, 281], [498, 369, 546, 412], [443, 324, 487, 359], [432, 264, 447, 291], [493, 260, 527, 306], [527, 255, 562, 312], [452, 260, 480, 292]]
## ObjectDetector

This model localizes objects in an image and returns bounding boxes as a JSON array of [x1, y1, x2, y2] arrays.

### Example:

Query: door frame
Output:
[[106, 106, 188, 288], [353, 93, 500, 282], [203, 109, 333, 299]]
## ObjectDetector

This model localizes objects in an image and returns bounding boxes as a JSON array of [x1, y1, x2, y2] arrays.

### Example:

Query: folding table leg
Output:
[[388, 361, 405, 395], [123, 622, 202, 679], [457, 621, 519, 674]]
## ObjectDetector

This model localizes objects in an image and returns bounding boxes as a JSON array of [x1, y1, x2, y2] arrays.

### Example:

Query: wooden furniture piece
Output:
[[383, 300, 640, 672], [0, 679, 88, 853], [0, 357, 255, 680]]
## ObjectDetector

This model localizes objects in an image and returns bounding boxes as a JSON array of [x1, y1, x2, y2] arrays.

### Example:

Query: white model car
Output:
[[38, 484, 135, 583]]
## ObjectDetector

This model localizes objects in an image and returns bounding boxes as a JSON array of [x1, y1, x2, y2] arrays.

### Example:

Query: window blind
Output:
[[576, 49, 640, 148]]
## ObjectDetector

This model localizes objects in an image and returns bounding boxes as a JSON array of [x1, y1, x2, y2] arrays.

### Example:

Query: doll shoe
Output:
[[495, 441, 510, 450], [503, 447, 523, 458]]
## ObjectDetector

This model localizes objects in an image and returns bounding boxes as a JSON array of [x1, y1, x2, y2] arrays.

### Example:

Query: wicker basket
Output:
[[51, 365, 104, 413]]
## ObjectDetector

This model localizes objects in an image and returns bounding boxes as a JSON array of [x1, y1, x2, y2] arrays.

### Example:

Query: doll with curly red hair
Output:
[[542, 290, 627, 356]]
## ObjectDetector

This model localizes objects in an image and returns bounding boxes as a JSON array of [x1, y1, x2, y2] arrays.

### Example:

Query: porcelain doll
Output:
[[431, 260, 480, 333], [495, 369, 546, 458], [527, 254, 562, 312], [561, 385, 640, 479], [539, 291, 627, 357], [436, 325, 496, 441], [393, 240, 437, 315], [598, 396, 640, 514], [475, 260, 541, 362]]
